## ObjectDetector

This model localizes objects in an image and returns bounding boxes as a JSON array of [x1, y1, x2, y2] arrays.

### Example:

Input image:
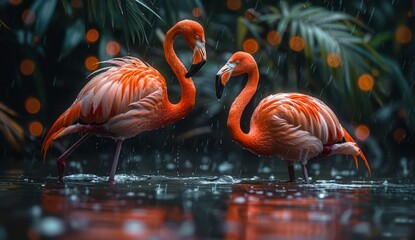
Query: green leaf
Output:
[[62, 20, 85, 56], [31, 0, 58, 37]]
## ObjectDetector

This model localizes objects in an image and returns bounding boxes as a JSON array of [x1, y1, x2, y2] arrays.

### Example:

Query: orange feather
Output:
[[41, 20, 207, 183], [216, 52, 371, 181]]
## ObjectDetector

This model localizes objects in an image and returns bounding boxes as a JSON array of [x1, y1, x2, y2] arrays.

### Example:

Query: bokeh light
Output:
[[106, 41, 120, 56], [29, 121, 43, 137], [192, 7, 202, 17], [243, 38, 259, 54], [25, 97, 41, 114], [85, 56, 99, 71], [355, 124, 370, 141], [289, 36, 305, 52], [86, 29, 99, 43], [327, 53, 342, 68], [71, 0, 82, 8], [227, 0, 241, 11], [393, 128, 406, 143], [22, 9, 35, 26], [267, 31, 282, 46], [398, 109, 406, 119], [395, 25, 412, 44], [358, 73, 374, 92], [20, 59, 35, 76], [9, 0, 22, 5]]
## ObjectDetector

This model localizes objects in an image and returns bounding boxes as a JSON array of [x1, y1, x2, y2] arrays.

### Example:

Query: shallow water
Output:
[[0, 173, 414, 239]]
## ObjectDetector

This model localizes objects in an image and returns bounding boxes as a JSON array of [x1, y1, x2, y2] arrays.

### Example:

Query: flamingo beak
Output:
[[185, 39, 206, 78], [215, 62, 235, 99]]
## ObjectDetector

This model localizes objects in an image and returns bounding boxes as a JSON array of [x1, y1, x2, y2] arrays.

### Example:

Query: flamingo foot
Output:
[[108, 140, 123, 184], [301, 164, 309, 183]]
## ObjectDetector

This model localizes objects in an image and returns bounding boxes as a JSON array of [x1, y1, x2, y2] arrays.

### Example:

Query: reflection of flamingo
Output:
[[42, 20, 206, 183], [216, 52, 371, 181], [225, 184, 371, 239]]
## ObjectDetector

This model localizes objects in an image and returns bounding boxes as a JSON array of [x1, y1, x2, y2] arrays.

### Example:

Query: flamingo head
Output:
[[216, 51, 256, 98], [173, 20, 207, 78]]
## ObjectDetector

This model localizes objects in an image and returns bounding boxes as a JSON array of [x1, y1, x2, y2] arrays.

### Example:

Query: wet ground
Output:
[[0, 172, 414, 240]]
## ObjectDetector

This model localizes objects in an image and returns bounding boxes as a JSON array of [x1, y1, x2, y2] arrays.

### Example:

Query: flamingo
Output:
[[215, 52, 371, 181], [42, 20, 206, 184]]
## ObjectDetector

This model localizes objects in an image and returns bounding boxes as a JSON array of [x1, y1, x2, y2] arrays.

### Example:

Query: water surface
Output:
[[0, 173, 414, 239]]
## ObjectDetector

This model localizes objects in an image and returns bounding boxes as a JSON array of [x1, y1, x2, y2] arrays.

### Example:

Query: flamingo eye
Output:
[[195, 35, 200, 40]]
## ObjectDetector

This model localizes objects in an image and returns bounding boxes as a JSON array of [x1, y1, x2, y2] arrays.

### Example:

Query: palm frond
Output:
[[0, 103, 24, 151], [249, 2, 415, 127], [84, 0, 162, 49]]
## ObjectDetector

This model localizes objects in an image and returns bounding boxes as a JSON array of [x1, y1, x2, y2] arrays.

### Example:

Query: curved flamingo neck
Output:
[[227, 66, 259, 148], [163, 28, 196, 122]]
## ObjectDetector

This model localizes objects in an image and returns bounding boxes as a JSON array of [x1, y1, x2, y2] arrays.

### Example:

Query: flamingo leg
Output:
[[57, 134, 91, 182], [108, 139, 123, 184], [301, 164, 309, 183], [287, 162, 296, 182]]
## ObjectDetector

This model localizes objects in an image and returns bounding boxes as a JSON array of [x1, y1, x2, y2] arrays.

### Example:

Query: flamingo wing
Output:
[[42, 57, 167, 157], [251, 93, 344, 161]]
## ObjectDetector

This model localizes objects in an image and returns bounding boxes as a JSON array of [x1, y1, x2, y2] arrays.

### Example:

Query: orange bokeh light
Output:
[[355, 124, 370, 141], [20, 59, 35, 76], [29, 121, 43, 137], [227, 0, 241, 11], [192, 7, 202, 17], [393, 128, 406, 143], [71, 0, 82, 8], [243, 38, 259, 54], [358, 73, 374, 92], [25, 97, 41, 114], [289, 36, 305, 52], [22, 9, 36, 26], [85, 56, 99, 71], [327, 53, 342, 68], [9, 0, 22, 5], [86, 29, 99, 43], [106, 41, 120, 56], [267, 31, 282, 46], [395, 25, 412, 44]]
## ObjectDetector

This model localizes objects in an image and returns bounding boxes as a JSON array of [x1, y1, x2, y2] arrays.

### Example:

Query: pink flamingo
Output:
[[216, 52, 371, 181], [42, 20, 206, 183]]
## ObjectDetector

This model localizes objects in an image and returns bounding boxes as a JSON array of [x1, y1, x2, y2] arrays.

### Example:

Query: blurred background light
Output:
[[395, 25, 412, 44], [227, 0, 241, 11], [29, 121, 43, 137], [358, 74, 374, 92], [267, 31, 282, 46], [289, 36, 305, 52], [243, 38, 259, 54], [85, 56, 99, 71], [355, 124, 370, 141], [327, 53, 342, 68], [86, 29, 99, 43], [106, 41, 120, 56], [25, 97, 41, 114], [20, 59, 35, 76], [192, 7, 202, 18]]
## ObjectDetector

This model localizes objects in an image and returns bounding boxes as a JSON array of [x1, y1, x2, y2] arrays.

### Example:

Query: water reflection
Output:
[[225, 183, 370, 240], [39, 185, 198, 239], [1, 175, 414, 239]]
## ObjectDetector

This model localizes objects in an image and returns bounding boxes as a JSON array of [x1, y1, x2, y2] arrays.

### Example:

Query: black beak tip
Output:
[[185, 59, 206, 78], [215, 74, 224, 99]]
